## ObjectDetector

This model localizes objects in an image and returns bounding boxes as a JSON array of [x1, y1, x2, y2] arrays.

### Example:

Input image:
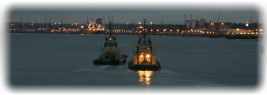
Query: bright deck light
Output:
[[146, 54, 150, 58]]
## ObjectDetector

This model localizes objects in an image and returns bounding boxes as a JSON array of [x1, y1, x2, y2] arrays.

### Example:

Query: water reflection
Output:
[[137, 70, 154, 86]]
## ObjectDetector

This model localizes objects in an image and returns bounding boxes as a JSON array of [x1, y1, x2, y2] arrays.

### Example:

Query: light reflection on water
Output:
[[137, 70, 154, 86]]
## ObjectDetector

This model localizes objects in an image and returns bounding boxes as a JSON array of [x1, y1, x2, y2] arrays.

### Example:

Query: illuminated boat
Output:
[[93, 21, 127, 65], [128, 19, 161, 70]]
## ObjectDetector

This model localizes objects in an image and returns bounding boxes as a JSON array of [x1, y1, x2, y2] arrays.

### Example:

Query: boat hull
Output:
[[93, 59, 126, 65], [225, 35, 258, 39], [128, 61, 161, 70]]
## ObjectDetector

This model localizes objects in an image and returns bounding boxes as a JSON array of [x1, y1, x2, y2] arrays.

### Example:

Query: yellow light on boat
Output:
[[140, 55, 143, 57], [146, 54, 150, 58]]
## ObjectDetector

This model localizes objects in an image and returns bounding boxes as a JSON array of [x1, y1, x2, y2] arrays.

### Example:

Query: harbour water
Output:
[[9, 33, 259, 89]]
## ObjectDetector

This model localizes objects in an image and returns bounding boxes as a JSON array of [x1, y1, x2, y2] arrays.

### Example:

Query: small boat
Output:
[[93, 21, 127, 65], [128, 19, 161, 70]]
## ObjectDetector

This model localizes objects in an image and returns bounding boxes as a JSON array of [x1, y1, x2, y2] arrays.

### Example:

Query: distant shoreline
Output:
[[9, 32, 261, 40]]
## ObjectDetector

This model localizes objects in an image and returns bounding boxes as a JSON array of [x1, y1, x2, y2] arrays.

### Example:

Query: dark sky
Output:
[[7, 2, 261, 25]]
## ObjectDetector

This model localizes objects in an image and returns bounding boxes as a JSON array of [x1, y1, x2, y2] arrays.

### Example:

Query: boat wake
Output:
[[73, 65, 110, 72], [73, 64, 128, 73]]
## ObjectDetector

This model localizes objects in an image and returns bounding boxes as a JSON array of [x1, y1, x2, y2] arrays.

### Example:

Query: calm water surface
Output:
[[9, 33, 259, 88]]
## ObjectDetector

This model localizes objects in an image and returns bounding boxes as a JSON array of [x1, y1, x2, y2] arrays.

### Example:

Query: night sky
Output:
[[7, 2, 261, 25]]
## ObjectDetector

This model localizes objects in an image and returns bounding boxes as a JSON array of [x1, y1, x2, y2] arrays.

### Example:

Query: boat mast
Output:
[[184, 14, 187, 32], [20, 17, 22, 31], [190, 14, 192, 30], [35, 17, 37, 32], [109, 21, 112, 37], [256, 12, 259, 32], [217, 13, 220, 31], [103, 15, 105, 29], [49, 16, 51, 32], [60, 16, 62, 32], [143, 18, 146, 43], [44, 17, 46, 32], [87, 16, 89, 25], [131, 20, 134, 29]]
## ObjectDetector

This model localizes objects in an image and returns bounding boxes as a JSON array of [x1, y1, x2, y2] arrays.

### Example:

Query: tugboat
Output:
[[93, 21, 127, 65], [128, 19, 161, 70]]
